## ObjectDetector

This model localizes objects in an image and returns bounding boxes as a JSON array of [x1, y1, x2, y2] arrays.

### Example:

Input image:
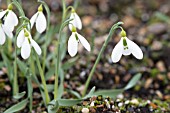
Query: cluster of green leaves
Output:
[[4, 72, 141, 113]]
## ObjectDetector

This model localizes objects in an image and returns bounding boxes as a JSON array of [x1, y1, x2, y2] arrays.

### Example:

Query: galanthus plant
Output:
[[17, 28, 42, 59], [1, 0, 143, 113], [30, 4, 47, 33], [68, 26, 91, 57], [111, 29, 143, 63]]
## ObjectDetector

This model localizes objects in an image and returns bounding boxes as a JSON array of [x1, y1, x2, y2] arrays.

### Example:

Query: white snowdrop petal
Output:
[[77, 33, 91, 51], [10, 11, 18, 26], [0, 26, 6, 45], [4, 11, 18, 31], [36, 12, 47, 33], [21, 38, 31, 59], [0, 10, 6, 19], [30, 39, 42, 55], [17, 29, 25, 48], [126, 37, 143, 59], [30, 12, 38, 28], [111, 38, 123, 63], [68, 13, 75, 31], [74, 12, 82, 30], [68, 32, 78, 57], [2, 24, 13, 38], [4, 11, 14, 32]]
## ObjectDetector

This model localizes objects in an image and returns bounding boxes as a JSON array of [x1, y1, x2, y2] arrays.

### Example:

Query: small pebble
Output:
[[116, 99, 121, 102], [130, 99, 139, 105], [117, 94, 124, 99], [81, 108, 89, 113], [118, 102, 123, 107], [147, 100, 151, 104], [80, 71, 86, 78], [65, 74, 70, 79], [112, 105, 115, 109], [125, 100, 130, 104], [90, 101, 95, 107], [105, 99, 110, 109]]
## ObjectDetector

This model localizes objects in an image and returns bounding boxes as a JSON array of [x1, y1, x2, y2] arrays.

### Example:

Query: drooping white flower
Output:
[[68, 27, 90, 57], [0, 4, 18, 32], [17, 28, 42, 59], [69, 9, 82, 31], [30, 4, 47, 33], [111, 30, 143, 63], [0, 20, 13, 45]]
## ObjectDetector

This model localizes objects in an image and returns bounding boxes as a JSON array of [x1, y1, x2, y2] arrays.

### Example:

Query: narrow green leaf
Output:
[[93, 89, 124, 98], [83, 86, 96, 99], [1, 52, 13, 82], [47, 84, 54, 92], [155, 12, 170, 24], [0, 61, 4, 68], [124, 73, 142, 90], [57, 69, 64, 99], [68, 90, 81, 99], [4, 98, 28, 113], [48, 100, 59, 113], [58, 99, 83, 106], [17, 59, 27, 76], [62, 56, 79, 70], [27, 74, 33, 112], [45, 67, 55, 81], [13, 91, 26, 99]]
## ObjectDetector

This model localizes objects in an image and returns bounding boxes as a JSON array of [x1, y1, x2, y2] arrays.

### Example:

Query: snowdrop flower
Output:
[[69, 9, 82, 31], [0, 4, 18, 32], [0, 20, 13, 45], [111, 29, 143, 63], [30, 4, 47, 33], [17, 28, 42, 59], [68, 26, 90, 57]]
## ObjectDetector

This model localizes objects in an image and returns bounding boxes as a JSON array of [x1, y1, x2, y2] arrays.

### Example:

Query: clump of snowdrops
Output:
[[0, 0, 143, 112]]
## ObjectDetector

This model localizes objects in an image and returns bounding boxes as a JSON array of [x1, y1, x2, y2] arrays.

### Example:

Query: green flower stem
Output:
[[13, 36, 18, 96], [35, 53, 50, 104], [54, 18, 73, 99], [38, 0, 51, 72], [53, 0, 66, 100], [82, 22, 124, 97], [54, 27, 62, 99], [61, 0, 66, 23], [11, 0, 25, 96]]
